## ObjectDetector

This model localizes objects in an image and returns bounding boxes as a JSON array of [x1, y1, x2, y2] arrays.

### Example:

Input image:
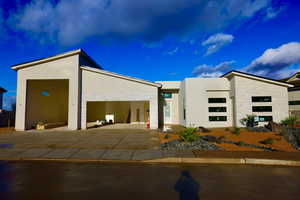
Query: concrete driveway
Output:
[[0, 127, 160, 150]]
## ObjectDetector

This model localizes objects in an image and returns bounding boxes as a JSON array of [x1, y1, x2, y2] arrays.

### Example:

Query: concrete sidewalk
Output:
[[1, 147, 300, 166]]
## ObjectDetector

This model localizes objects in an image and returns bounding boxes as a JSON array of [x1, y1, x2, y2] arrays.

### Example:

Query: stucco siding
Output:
[[184, 78, 232, 128], [288, 90, 300, 111], [81, 69, 159, 129], [15, 55, 80, 130], [233, 75, 289, 126]]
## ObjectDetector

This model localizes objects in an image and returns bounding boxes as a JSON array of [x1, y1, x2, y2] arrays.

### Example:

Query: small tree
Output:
[[180, 128, 199, 143], [240, 114, 257, 127], [281, 116, 298, 127]]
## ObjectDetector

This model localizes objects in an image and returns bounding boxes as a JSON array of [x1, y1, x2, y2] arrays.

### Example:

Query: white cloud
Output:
[[192, 60, 235, 78], [202, 33, 234, 55], [165, 47, 179, 55], [264, 6, 285, 20], [246, 42, 300, 77], [8, 0, 271, 46]]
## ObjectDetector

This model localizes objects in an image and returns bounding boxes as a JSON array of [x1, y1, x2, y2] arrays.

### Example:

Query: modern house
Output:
[[281, 72, 300, 116], [0, 87, 7, 110], [12, 49, 293, 131]]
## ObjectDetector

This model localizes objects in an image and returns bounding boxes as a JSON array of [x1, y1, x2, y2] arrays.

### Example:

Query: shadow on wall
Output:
[[174, 170, 201, 200]]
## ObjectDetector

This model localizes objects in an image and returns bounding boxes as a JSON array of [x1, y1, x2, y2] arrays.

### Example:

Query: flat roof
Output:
[[11, 49, 102, 70], [155, 81, 181, 90], [221, 70, 293, 87]]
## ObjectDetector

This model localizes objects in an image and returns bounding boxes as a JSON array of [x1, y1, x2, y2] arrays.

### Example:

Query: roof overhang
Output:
[[221, 70, 294, 88], [0, 87, 7, 93], [81, 66, 162, 88], [11, 49, 101, 70]]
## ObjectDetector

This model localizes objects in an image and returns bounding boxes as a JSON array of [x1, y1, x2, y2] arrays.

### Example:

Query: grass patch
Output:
[[260, 138, 274, 145], [231, 127, 241, 136], [180, 127, 199, 143]]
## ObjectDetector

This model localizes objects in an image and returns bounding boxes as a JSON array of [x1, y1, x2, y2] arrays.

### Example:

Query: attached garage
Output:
[[81, 66, 161, 129]]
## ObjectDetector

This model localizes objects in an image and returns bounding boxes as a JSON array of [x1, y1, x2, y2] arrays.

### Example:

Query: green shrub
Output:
[[225, 128, 229, 131], [281, 116, 298, 127], [236, 141, 246, 146], [240, 114, 257, 127], [180, 128, 199, 143], [260, 138, 274, 145], [231, 127, 241, 136]]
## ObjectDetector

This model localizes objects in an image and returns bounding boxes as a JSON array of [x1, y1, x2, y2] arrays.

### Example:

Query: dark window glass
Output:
[[252, 106, 272, 112], [162, 93, 172, 98], [208, 107, 227, 112], [289, 101, 300, 105], [252, 96, 272, 102], [208, 98, 226, 103], [258, 116, 273, 122], [209, 116, 227, 121], [183, 109, 186, 120]]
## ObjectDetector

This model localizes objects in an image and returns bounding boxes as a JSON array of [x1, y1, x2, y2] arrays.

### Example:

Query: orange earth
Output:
[[159, 127, 298, 152]]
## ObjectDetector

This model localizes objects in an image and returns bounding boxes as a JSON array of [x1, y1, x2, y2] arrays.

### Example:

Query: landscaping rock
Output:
[[282, 127, 300, 150], [201, 135, 218, 143], [161, 138, 223, 151], [247, 126, 271, 132], [198, 126, 210, 133]]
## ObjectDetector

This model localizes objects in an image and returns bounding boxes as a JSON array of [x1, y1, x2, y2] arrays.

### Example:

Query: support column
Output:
[[81, 100, 87, 130], [15, 78, 27, 131], [149, 98, 159, 129], [68, 79, 80, 130]]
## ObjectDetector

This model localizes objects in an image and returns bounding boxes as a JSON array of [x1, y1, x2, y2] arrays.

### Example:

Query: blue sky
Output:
[[1, 0, 300, 109]]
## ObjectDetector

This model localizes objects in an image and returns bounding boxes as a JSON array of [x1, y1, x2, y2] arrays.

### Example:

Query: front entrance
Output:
[[163, 100, 172, 124]]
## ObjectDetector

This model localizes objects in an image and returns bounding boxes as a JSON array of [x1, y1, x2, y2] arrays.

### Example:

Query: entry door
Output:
[[163, 100, 172, 124]]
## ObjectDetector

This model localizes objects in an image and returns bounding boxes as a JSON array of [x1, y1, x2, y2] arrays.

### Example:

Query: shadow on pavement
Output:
[[174, 170, 201, 200]]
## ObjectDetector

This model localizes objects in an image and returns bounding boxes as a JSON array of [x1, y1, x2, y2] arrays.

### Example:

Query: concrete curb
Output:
[[1, 157, 300, 167]]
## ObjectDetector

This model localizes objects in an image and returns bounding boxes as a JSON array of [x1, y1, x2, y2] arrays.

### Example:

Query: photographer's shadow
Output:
[[174, 170, 201, 200]]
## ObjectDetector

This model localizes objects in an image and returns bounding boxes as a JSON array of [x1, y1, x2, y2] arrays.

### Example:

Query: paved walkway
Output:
[[0, 128, 160, 150]]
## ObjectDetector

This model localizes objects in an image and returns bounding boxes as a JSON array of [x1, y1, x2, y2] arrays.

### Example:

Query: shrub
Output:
[[236, 141, 246, 146], [281, 116, 298, 127], [231, 127, 241, 136], [225, 128, 229, 131], [260, 138, 274, 145], [240, 115, 257, 127], [180, 128, 199, 143]]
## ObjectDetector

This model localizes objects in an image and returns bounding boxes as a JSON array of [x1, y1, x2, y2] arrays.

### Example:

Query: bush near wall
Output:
[[269, 122, 300, 150]]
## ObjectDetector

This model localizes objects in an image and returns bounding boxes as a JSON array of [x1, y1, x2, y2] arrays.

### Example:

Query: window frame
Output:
[[252, 96, 272, 102], [252, 106, 272, 112], [208, 107, 227, 112], [209, 116, 227, 122], [208, 98, 226, 103]]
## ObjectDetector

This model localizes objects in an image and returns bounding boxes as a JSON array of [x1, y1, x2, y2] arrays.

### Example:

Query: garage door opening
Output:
[[25, 79, 69, 130], [86, 101, 150, 129]]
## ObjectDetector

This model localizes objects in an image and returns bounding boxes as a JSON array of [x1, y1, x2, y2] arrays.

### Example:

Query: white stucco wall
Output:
[[81, 68, 159, 129], [184, 78, 233, 128], [233, 75, 289, 126], [15, 55, 81, 131], [288, 90, 300, 111]]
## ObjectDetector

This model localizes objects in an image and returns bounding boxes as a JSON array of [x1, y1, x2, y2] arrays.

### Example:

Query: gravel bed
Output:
[[161, 139, 223, 150]]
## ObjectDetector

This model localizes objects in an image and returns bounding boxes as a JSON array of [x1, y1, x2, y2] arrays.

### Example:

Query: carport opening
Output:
[[86, 101, 149, 129], [26, 79, 69, 130]]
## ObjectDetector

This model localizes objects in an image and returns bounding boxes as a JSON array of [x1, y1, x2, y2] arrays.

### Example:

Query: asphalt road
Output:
[[1, 161, 300, 200]]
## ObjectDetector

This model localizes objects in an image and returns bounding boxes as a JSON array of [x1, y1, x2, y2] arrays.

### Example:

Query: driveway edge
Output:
[[1, 157, 300, 167]]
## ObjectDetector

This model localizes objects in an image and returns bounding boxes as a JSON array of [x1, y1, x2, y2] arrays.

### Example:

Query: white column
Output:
[[81, 100, 87, 130], [15, 77, 27, 131], [149, 98, 158, 129]]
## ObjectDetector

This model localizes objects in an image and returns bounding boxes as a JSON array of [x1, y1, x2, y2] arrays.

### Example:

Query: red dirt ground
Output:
[[159, 127, 298, 152]]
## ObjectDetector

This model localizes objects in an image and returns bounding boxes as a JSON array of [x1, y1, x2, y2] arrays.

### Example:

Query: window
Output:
[[208, 98, 226, 103], [252, 106, 272, 112], [41, 91, 49, 96], [183, 109, 186, 120], [209, 107, 226, 112], [252, 96, 272, 102], [209, 116, 227, 121], [258, 116, 273, 122], [289, 101, 300, 105], [162, 93, 172, 98]]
